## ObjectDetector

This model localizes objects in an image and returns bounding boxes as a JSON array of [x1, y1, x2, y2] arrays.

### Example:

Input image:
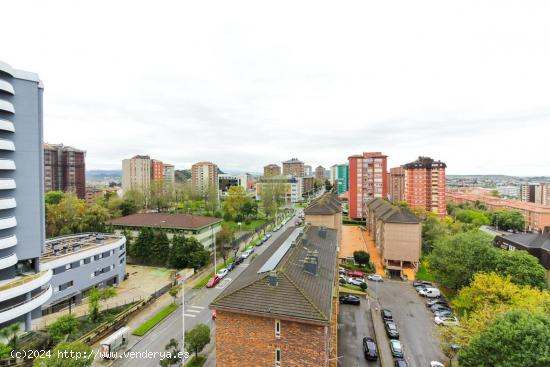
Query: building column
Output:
[[24, 292, 32, 331]]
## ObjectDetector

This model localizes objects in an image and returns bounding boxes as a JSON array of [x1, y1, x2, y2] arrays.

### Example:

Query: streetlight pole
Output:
[[212, 225, 216, 273], [181, 277, 185, 358]]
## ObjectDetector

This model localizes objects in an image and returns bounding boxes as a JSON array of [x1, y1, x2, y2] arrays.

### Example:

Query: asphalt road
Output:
[[338, 294, 381, 367], [370, 279, 445, 367], [113, 212, 301, 367]]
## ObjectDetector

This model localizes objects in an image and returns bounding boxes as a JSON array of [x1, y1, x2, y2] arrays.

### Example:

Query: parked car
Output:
[[339, 294, 361, 305], [347, 270, 365, 278], [419, 288, 441, 298], [226, 262, 236, 271], [394, 359, 408, 367], [430, 362, 445, 367], [426, 299, 448, 307], [339, 267, 346, 274], [241, 250, 252, 259], [266, 233, 272, 239], [384, 321, 399, 339], [413, 280, 433, 287], [434, 316, 460, 326], [430, 303, 451, 311], [206, 275, 221, 288], [348, 278, 365, 286], [217, 268, 229, 279], [367, 274, 383, 282], [434, 309, 453, 317], [362, 337, 378, 361], [381, 309, 393, 321], [234, 256, 245, 265], [389, 339, 404, 358]]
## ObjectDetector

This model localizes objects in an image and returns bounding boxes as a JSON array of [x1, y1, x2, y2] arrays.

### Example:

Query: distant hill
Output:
[[87, 170, 121, 179], [175, 169, 191, 182]]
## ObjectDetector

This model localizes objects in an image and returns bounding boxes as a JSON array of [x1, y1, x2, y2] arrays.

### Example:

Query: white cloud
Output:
[[3, 0, 550, 175]]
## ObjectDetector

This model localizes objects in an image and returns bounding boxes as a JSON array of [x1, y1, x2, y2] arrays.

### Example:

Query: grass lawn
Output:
[[416, 259, 435, 282], [222, 218, 268, 232], [132, 303, 178, 336], [339, 285, 367, 294], [193, 257, 235, 289], [185, 355, 206, 367]]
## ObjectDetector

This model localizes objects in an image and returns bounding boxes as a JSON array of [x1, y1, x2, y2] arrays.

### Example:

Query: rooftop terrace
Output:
[[41, 233, 124, 263]]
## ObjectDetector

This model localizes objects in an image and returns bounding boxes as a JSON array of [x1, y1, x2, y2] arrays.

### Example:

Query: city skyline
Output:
[[3, 1, 550, 175]]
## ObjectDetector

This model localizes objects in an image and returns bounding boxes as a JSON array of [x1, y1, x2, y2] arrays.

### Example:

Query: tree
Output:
[[241, 200, 258, 220], [88, 287, 117, 323], [81, 204, 110, 233], [216, 226, 235, 265], [123, 190, 145, 211], [184, 324, 210, 359], [33, 341, 92, 367], [0, 323, 20, 351], [149, 181, 172, 213], [205, 184, 219, 214], [150, 230, 170, 266], [168, 234, 188, 269], [159, 338, 182, 367], [223, 186, 248, 218], [494, 250, 548, 289], [427, 231, 498, 290], [45, 193, 87, 237], [168, 285, 181, 304], [130, 228, 155, 263], [458, 311, 550, 367], [324, 179, 333, 192], [490, 210, 526, 232], [353, 251, 370, 266], [45, 191, 65, 205], [48, 314, 79, 344]]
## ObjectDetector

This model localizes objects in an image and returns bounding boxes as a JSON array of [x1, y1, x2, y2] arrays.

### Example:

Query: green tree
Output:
[[494, 250, 548, 289], [168, 234, 188, 269], [81, 204, 110, 233], [123, 190, 145, 211], [458, 310, 550, 367], [47, 314, 79, 344], [168, 285, 181, 304], [0, 323, 20, 351], [45, 193, 87, 237], [130, 228, 155, 263], [45, 191, 65, 205], [149, 181, 172, 212], [324, 179, 333, 191], [241, 199, 258, 220], [184, 324, 210, 359], [490, 210, 526, 232], [205, 184, 219, 214], [353, 251, 370, 266], [223, 186, 248, 218], [159, 338, 182, 367], [33, 341, 92, 367], [88, 287, 117, 323], [150, 230, 170, 266], [427, 231, 497, 290], [216, 226, 235, 265]]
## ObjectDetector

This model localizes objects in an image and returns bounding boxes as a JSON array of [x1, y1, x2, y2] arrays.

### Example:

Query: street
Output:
[[112, 212, 301, 367]]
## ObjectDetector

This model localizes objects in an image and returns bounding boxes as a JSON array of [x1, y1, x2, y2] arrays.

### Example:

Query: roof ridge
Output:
[[278, 271, 328, 321], [211, 273, 270, 305]]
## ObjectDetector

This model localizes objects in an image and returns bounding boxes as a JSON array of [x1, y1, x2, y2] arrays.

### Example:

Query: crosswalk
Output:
[[183, 305, 204, 317]]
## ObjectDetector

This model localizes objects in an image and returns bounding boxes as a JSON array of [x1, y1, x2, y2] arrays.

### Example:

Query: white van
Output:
[[419, 288, 441, 298]]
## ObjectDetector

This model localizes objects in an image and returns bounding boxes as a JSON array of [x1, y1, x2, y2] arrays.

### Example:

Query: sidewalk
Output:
[[368, 293, 393, 367], [360, 228, 385, 276]]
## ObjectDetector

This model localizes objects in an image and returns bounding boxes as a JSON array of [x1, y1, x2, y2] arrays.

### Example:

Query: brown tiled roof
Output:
[[109, 213, 221, 230], [366, 198, 419, 224], [210, 226, 338, 323], [304, 193, 342, 215]]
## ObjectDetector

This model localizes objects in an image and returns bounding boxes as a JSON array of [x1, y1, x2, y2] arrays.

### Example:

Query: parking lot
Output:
[[338, 293, 381, 367], [370, 279, 445, 367]]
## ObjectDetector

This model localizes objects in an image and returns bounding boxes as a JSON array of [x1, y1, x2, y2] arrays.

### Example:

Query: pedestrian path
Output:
[[361, 229, 385, 276]]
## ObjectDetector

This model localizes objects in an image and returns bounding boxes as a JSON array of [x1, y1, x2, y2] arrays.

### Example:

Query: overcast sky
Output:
[[3, 1, 550, 175]]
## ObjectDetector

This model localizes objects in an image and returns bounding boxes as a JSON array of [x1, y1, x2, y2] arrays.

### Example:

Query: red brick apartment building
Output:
[[151, 159, 164, 182], [447, 191, 550, 231], [210, 225, 339, 367], [388, 166, 405, 203], [44, 143, 86, 199], [348, 152, 388, 219], [404, 157, 447, 217]]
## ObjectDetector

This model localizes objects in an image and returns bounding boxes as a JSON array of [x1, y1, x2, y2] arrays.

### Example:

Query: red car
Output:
[[346, 270, 365, 278], [206, 275, 221, 288]]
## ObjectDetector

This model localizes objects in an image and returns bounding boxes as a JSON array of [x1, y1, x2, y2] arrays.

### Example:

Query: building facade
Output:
[[315, 165, 326, 180], [304, 193, 343, 244], [304, 165, 312, 176], [210, 226, 339, 367], [256, 176, 301, 204], [191, 161, 218, 198], [44, 143, 86, 199], [219, 174, 249, 197], [388, 166, 405, 203], [263, 164, 281, 177], [163, 164, 175, 188], [282, 158, 305, 177], [348, 152, 388, 219], [122, 155, 151, 194], [496, 186, 521, 199], [403, 157, 446, 217], [0, 61, 51, 331], [151, 159, 164, 183], [331, 164, 349, 195]]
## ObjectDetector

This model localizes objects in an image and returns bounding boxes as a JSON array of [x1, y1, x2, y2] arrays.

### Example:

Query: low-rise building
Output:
[[304, 193, 342, 244], [494, 228, 550, 284], [39, 233, 127, 314], [219, 173, 249, 198], [210, 226, 339, 367], [256, 176, 302, 204], [109, 213, 221, 250], [365, 198, 421, 277]]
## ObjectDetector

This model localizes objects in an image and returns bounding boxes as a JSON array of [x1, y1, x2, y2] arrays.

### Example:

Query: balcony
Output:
[[0, 179, 15, 190], [0, 216, 16, 230], [0, 252, 17, 270], [0, 120, 14, 133], [0, 139, 14, 151], [0, 198, 16, 210], [0, 285, 53, 324], [0, 234, 17, 249], [0, 270, 52, 303], [0, 160, 15, 170], [0, 80, 14, 95], [0, 100, 14, 114]]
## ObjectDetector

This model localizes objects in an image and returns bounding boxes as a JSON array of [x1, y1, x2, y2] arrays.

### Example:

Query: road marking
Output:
[[187, 309, 201, 313], [240, 264, 249, 268], [184, 314, 197, 317], [190, 305, 205, 309], [216, 278, 232, 289]]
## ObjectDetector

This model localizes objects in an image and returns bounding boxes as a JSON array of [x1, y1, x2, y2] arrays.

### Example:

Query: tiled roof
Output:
[[304, 193, 342, 215], [500, 229, 550, 251], [210, 226, 338, 323], [109, 213, 221, 230], [366, 198, 419, 224]]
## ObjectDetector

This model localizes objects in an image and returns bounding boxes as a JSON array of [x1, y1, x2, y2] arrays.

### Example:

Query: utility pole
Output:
[[181, 277, 186, 358]]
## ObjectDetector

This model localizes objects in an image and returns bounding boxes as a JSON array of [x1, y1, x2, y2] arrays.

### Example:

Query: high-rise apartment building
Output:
[[403, 157, 447, 217], [304, 165, 312, 176], [0, 61, 51, 330], [263, 164, 281, 177], [520, 184, 537, 203], [329, 164, 349, 195], [315, 165, 326, 180], [348, 152, 388, 219], [282, 158, 304, 177], [388, 166, 405, 203], [122, 155, 151, 193], [151, 159, 164, 183], [44, 143, 86, 199], [163, 164, 175, 187], [192, 161, 219, 197]]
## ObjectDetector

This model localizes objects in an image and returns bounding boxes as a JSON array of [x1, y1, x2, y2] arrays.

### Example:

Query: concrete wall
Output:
[[381, 222, 421, 263]]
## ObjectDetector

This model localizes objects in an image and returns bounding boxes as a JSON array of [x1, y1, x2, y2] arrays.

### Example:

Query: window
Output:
[[275, 349, 281, 367], [84, 257, 91, 264], [94, 254, 100, 261], [53, 267, 65, 275], [119, 257, 125, 264], [275, 320, 281, 338]]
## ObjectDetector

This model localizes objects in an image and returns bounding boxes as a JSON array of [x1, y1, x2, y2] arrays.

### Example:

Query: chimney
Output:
[[268, 271, 278, 287], [303, 254, 318, 275]]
